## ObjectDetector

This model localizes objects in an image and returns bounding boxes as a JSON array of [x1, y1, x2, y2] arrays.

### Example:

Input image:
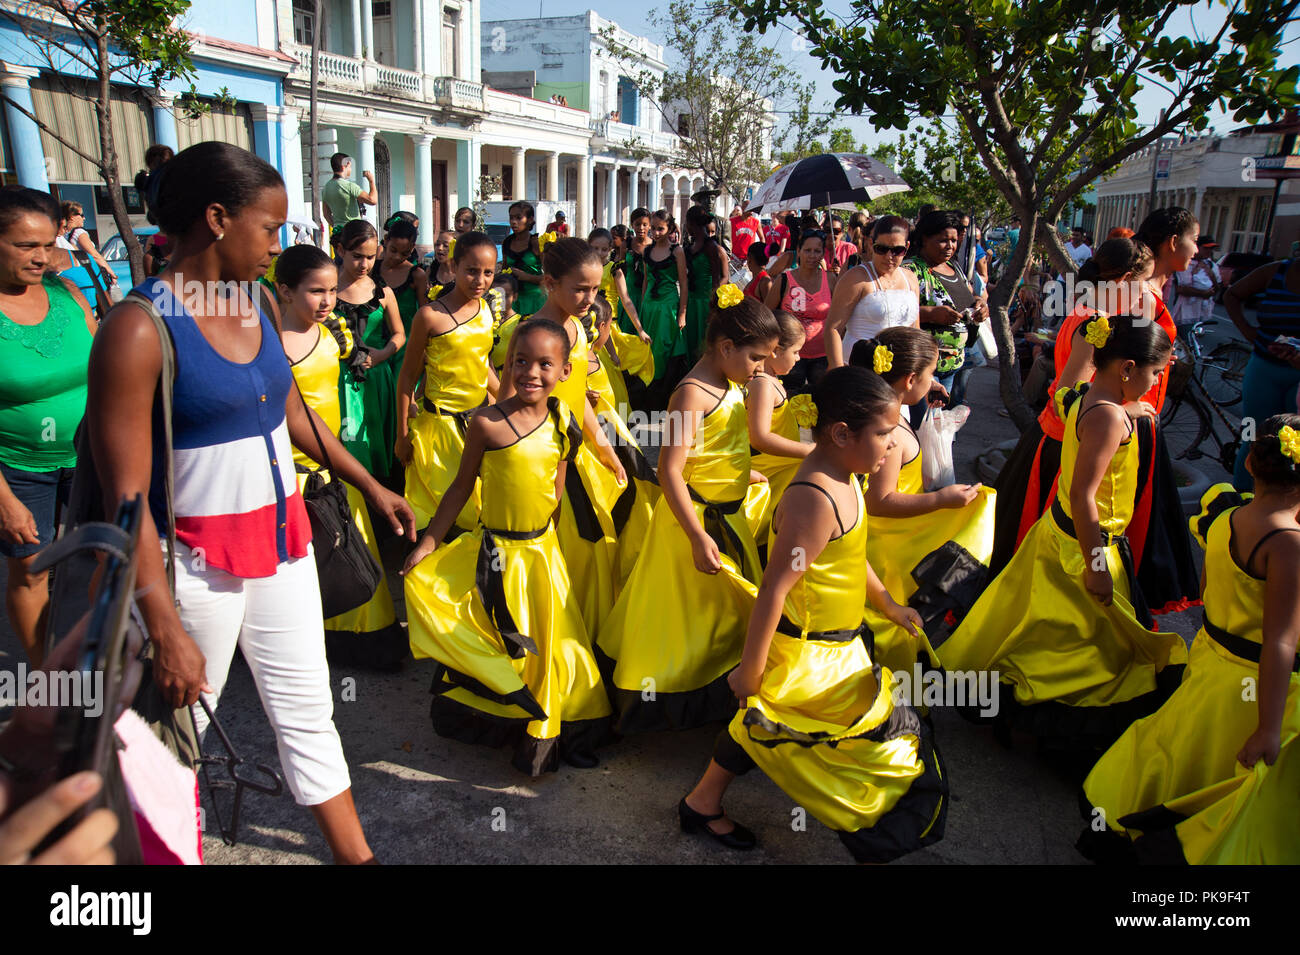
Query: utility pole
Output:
[[1146, 108, 1167, 221]]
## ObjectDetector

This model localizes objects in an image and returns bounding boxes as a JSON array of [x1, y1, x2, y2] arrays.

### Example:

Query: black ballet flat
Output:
[[678, 798, 757, 850]]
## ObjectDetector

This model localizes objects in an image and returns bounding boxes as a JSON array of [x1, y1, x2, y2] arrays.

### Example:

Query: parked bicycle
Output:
[[1160, 319, 1251, 470]]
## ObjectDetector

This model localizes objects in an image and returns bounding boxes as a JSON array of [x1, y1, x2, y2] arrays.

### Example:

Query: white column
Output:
[[350, 0, 363, 58], [577, 156, 591, 233], [356, 127, 377, 223], [546, 151, 559, 202], [362, 0, 374, 59], [412, 0, 423, 75], [415, 133, 434, 246], [649, 168, 661, 212], [279, 107, 306, 220], [605, 162, 619, 228], [513, 146, 526, 201]]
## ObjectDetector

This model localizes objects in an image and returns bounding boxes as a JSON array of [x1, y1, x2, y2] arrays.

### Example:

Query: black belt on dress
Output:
[[688, 485, 757, 581], [775, 615, 867, 643], [422, 396, 487, 435], [475, 525, 546, 659], [1203, 615, 1300, 672], [1050, 499, 1154, 631]]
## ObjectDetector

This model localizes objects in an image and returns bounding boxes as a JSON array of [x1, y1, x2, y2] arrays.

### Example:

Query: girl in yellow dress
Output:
[[1081, 416, 1300, 864], [497, 238, 628, 636], [848, 327, 994, 682], [584, 299, 659, 588], [938, 315, 1187, 748], [396, 232, 499, 536], [597, 287, 780, 733], [680, 365, 947, 861], [402, 318, 613, 775], [275, 245, 407, 670], [746, 309, 813, 544]]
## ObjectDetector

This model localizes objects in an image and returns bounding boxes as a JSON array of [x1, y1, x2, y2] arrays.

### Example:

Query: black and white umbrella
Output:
[[744, 153, 909, 214]]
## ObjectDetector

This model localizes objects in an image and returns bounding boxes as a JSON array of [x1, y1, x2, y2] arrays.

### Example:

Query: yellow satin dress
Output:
[[404, 398, 612, 775], [290, 326, 405, 669], [597, 381, 762, 733], [746, 375, 814, 544], [404, 298, 494, 533], [1082, 484, 1299, 863], [552, 318, 629, 636], [587, 346, 659, 588], [865, 419, 996, 685], [730, 477, 948, 863], [938, 387, 1187, 744]]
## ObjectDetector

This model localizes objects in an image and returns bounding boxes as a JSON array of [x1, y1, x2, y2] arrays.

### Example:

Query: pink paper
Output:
[[115, 708, 203, 865]]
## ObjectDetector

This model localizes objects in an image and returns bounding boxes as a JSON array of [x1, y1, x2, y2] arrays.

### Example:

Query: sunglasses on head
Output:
[[874, 243, 908, 256]]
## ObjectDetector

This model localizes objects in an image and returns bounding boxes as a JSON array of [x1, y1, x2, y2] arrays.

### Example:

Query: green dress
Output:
[[385, 266, 422, 377], [332, 287, 396, 479], [685, 240, 717, 358], [640, 247, 686, 382], [616, 250, 644, 335], [503, 234, 546, 317]]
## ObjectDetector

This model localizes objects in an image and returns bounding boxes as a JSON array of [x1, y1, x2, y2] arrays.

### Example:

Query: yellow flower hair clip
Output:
[[1278, 425, 1300, 464], [1084, 313, 1112, 348], [447, 237, 457, 261], [537, 231, 557, 254], [426, 282, 444, 302], [716, 283, 744, 309], [789, 392, 818, 429], [873, 343, 893, 375]]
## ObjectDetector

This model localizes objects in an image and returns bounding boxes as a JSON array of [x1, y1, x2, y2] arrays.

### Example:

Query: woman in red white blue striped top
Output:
[[87, 142, 416, 864]]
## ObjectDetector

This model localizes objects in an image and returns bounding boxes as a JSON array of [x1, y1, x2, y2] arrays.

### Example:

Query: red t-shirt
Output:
[[730, 214, 764, 259], [765, 224, 790, 254]]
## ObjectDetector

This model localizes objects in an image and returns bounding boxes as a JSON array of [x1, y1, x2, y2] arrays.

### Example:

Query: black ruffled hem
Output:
[[428, 693, 615, 777], [988, 423, 1059, 581], [1134, 420, 1200, 611], [957, 664, 1186, 751], [907, 541, 991, 637], [837, 721, 949, 864], [595, 646, 739, 734], [323, 620, 409, 672]]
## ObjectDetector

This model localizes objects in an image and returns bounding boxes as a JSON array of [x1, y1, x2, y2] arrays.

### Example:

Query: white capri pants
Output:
[[171, 539, 351, 806]]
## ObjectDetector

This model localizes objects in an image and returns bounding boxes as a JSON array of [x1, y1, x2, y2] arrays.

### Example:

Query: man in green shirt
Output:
[[322, 152, 377, 233]]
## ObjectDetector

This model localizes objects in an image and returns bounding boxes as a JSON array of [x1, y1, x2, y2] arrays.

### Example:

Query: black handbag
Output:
[[296, 388, 383, 618]]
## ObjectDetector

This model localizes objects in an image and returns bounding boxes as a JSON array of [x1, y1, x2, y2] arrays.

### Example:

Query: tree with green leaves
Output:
[[734, 0, 1300, 427], [600, 0, 829, 205], [1, 0, 205, 283]]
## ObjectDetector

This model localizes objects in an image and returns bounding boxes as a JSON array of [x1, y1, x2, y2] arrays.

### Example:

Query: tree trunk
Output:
[[990, 212, 1039, 431], [309, 0, 322, 248], [94, 34, 143, 285]]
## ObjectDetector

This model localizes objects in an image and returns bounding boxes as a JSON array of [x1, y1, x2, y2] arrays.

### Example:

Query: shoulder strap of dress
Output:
[[501, 408, 525, 439], [786, 480, 846, 537], [1245, 527, 1300, 577], [1075, 398, 1131, 438]]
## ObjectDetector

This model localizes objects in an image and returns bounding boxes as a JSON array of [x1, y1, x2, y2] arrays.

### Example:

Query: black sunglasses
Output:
[[874, 243, 908, 256]]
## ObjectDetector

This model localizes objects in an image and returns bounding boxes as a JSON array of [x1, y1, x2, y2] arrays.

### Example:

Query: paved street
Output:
[[1, 335, 1229, 864]]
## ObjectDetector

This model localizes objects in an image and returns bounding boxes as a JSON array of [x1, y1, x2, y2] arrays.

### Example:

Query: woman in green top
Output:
[[683, 206, 730, 358], [905, 209, 984, 394], [333, 219, 405, 483], [379, 219, 427, 378], [0, 188, 96, 665], [502, 200, 545, 317]]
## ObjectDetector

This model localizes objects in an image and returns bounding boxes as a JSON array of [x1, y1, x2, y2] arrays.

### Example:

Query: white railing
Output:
[[375, 63, 421, 95], [485, 89, 589, 129], [592, 118, 678, 156], [432, 77, 486, 112], [303, 49, 363, 88]]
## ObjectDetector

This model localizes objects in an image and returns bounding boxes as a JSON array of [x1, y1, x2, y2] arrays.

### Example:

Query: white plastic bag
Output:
[[918, 405, 971, 490], [975, 317, 997, 359]]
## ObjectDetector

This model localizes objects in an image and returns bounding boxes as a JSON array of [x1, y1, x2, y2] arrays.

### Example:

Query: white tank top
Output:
[[843, 262, 919, 358]]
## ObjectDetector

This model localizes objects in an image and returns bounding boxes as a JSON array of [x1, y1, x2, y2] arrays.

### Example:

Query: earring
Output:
[[1122, 375, 1129, 381], [216, 232, 225, 241]]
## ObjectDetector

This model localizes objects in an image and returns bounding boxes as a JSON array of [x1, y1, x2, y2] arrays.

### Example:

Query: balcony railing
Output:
[[431, 77, 486, 112], [590, 118, 678, 157], [290, 46, 484, 113]]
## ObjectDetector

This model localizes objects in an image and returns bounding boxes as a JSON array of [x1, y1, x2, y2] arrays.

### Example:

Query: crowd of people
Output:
[[0, 140, 1297, 866]]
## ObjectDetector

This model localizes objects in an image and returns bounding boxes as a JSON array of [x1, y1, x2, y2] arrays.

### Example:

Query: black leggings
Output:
[[712, 730, 756, 776]]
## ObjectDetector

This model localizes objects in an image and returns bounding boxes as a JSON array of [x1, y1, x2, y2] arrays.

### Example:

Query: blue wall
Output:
[[180, 0, 262, 49]]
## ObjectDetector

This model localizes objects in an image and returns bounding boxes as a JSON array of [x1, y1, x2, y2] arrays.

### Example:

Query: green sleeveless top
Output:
[[0, 275, 92, 470]]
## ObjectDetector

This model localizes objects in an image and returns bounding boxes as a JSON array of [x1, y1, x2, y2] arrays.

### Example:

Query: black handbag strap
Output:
[[294, 381, 355, 530]]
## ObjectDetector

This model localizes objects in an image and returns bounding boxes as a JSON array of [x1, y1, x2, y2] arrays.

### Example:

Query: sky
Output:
[[481, 0, 1300, 153]]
